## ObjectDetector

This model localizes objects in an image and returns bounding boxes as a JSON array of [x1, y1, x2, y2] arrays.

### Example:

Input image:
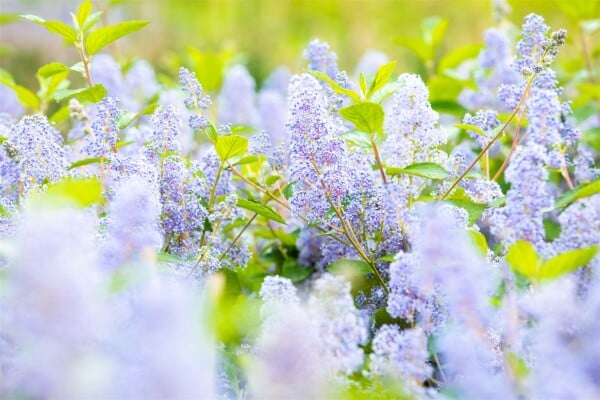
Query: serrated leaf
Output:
[[554, 179, 600, 209], [367, 61, 396, 99], [37, 62, 69, 79], [76, 0, 93, 29], [236, 197, 285, 224], [506, 240, 540, 279], [53, 83, 106, 103], [12, 85, 40, 110], [21, 15, 78, 43], [339, 102, 384, 134], [85, 20, 149, 55], [387, 162, 448, 180], [81, 11, 103, 33], [216, 135, 248, 161], [538, 246, 599, 281], [309, 70, 362, 103]]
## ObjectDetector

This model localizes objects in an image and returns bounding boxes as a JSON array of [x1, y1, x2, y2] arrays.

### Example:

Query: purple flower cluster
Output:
[[83, 97, 121, 158], [1, 114, 68, 198]]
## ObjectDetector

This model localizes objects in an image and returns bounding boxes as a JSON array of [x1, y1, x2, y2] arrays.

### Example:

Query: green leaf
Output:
[[76, 0, 93, 29], [186, 47, 234, 92], [506, 240, 540, 279], [42, 177, 102, 208], [81, 11, 103, 33], [339, 102, 384, 134], [157, 252, 189, 265], [507, 352, 530, 379], [282, 260, 312, 282], [538, 246, 599, 281], [68, 157, 105, 170], [327, 259, 373, 274], [215, 135, 248, 161], [283, 182, 294, 200], [340, 130, 377, 148], [49, 104, 71, 124], [359, 73, 367, 95], [309, 70, 362, 103], [394, 36, 431, 61], [37, 62, 69, 79], [12, 85, 41, 110], [21, 15, 78, 43], [468, 230, 488, 256], [438, 43, 483, 73], [0, 13, 21, 25], [118, 111, 138, 129], [555, 0, 598, 21], [367, 61, 396, 99], [85, 20, 149, 55], [387, 162, 448, 180], [446, 198, 487, 225], [369, 81, 401, 103], [543, 219, 561, 242], [422, 16, 448, 47], [328, 259, 373, 279], [455, 123, 485, 136], [53, 83, 106, 103], [553, 179, 600, 209], [265, 175, 281, 186], [236, 198, 286, 224]]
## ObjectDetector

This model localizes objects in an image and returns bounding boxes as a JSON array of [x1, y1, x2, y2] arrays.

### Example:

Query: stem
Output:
[[227, 160, 290, 209], [441, 76, 535, 200], [485, 151, 490, 180], [370, 132, 387, 184], [218, 213, 257, 262], [560, 149, 575, 190], [207, 161, 224, 210], [76, 37, 94, 87], [433, 352, 447, 383], [310, 158, 389, 293], [580, 25, 596, 84], [492, 107, 526, 181]]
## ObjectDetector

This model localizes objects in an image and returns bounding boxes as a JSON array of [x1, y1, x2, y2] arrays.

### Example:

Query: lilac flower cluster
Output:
[[82, 97, 121, 158], [1, 114, 68, 199]]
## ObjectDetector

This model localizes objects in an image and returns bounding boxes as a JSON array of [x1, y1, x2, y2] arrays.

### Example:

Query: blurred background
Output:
[[0, 0, 597, 91]]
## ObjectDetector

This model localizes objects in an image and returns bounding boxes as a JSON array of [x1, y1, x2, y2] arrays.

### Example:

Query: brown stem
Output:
[[370, 132, 387, 184], [441, 76, 535, 200], [492, 107, 526, 181], [218, 213, 257, 262]]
